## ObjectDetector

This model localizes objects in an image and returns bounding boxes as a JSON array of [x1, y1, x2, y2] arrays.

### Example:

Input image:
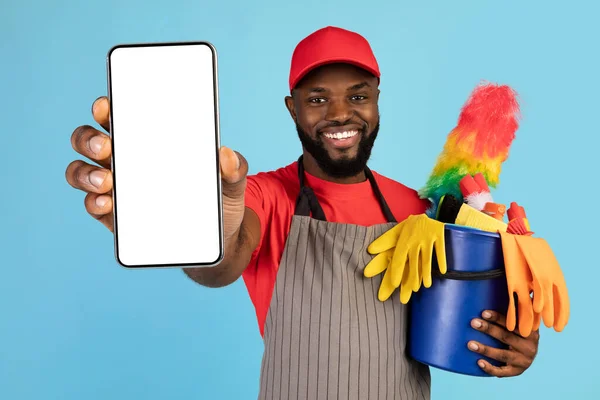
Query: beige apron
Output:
[[257, 156, 431, 400]]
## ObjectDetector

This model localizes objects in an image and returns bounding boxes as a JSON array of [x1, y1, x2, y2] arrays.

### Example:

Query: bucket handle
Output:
[[432, 268, 505, 281]]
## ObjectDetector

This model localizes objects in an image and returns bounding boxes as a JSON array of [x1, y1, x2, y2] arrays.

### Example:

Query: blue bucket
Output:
[[407, 224, 509, 377]]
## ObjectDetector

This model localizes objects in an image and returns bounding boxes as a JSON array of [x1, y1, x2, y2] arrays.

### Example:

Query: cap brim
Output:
[[291, 57, 380, 90]]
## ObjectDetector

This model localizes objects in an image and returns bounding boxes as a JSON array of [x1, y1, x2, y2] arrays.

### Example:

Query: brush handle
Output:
[[473, 173, 491, 192], [459, 175, 480, 198]]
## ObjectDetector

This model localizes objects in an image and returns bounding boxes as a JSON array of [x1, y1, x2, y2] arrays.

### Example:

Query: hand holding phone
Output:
[[66, 42, 250, 270]]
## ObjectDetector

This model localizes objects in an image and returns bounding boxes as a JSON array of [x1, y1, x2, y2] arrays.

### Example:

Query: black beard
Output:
[[296, 121, 379, 179]]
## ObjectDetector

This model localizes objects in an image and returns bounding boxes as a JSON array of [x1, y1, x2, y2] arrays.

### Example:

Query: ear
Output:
[[285, 95, 297, 123]]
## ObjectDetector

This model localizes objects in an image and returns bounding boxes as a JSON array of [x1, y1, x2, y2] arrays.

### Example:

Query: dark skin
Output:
[[66, 63, 538, 377], [468, 310, 540, 377], [285, 64, 379, 183]]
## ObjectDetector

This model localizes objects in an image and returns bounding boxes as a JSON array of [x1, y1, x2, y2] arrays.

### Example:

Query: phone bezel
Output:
[[106, 41, 224, 269]]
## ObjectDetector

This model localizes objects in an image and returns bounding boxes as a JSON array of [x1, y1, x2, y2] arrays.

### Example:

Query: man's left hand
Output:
[[468, 310, 539, 377]]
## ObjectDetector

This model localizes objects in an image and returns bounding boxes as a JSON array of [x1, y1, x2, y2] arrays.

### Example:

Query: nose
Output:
[[325, 98, 354, 124]]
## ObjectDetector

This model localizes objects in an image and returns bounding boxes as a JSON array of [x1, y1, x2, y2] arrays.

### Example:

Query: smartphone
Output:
[[106, 42, 223, 268]]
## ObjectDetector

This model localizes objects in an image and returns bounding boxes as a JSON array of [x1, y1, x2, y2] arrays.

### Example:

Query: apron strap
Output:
[[294, 155, 397, 223], [365, 166, 397, 223], [295, 157, 327, 220]]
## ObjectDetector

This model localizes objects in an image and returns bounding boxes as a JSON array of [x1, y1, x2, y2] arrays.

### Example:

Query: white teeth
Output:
[[324, 131, 358, 140]]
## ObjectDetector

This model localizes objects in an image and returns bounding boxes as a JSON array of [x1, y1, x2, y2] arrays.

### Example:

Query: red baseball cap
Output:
[[288, 26, 381, 91]]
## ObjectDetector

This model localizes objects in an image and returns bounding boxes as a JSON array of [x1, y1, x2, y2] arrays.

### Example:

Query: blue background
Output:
[[2, 0, 598, 398]]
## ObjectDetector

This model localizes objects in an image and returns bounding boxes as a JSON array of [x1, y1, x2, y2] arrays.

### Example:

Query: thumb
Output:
[[220, 146, 248, 200]]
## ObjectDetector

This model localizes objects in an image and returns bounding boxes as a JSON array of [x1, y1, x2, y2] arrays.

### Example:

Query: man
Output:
[[66, 26, 540, 399]]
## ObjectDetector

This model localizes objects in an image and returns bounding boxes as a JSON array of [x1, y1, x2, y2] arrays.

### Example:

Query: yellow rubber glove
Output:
[[514, 235, 570, 332], [365, 214, 447, 303], [498, 231, 537, 337], [364, 248, 397, 300], [365, 249, 418, 303]]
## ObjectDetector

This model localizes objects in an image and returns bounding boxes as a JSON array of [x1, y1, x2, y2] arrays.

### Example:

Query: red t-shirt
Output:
[[242, 161, 430, 337]]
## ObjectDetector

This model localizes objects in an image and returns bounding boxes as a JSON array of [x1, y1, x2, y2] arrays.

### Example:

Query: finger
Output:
[[483, 309, 539, 341], [474, 315, 539, 357], [467, 341, 530, 370], [368, 222, 404, 254], [532, 281, 544, 313], [390, 243, 408, 287], [399, 282, 412, 304], [505, 292, 518, 332], [517, 295, 534, 338], [378, 267, 396, 301], [220, 147, 248, 198], [542, 281, 555, 328], [471, 317, 523, 348], [416, 267, 424, 292], [530, 271, 544, 314], [92, 96, 110, 132], [414, 254, 423, 292], [434, 237, 447, 275], [65, 160, 113, 194], [84, 192, 114, 232], [399, 260, 413, 304], [70, 125, 112, 169], [364, 249, 393, 278], [504, 291, 534, 338], [533, 310, 542, 332], [475, 359, 525, 378], [408, 245, 420, 292], [553, 284, 569, 332], [421, 240, 433, 288]]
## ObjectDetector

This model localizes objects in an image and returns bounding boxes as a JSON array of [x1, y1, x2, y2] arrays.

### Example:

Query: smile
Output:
[[323, 130, 359, 140]]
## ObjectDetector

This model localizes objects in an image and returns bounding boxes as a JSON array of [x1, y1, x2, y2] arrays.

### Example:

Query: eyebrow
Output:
[[348, 81, 370, 91], [306, 81, 371, 93]]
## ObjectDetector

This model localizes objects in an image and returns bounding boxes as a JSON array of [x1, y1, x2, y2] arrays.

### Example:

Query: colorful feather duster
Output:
[[419, 82, 521, 217]]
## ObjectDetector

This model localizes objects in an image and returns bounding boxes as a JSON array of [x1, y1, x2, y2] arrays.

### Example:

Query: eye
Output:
[[351, 95, 367, 101], [309, 97, 326, 103]]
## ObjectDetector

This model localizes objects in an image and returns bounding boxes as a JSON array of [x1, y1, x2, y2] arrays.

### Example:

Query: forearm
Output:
[[183, 208, 260, 288]]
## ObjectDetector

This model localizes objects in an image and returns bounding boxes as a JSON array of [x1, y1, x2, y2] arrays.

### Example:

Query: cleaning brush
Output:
[[419, 82, 521, 217]]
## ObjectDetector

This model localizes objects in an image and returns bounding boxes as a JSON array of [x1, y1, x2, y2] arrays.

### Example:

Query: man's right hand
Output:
[[66, 96, 260, 285], [65, 97, 115, 231]]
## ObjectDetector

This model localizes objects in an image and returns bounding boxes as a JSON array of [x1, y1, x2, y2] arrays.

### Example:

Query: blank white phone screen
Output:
[[108, 43, 223, 268]]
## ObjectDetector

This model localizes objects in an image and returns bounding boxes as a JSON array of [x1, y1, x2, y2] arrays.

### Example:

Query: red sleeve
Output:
[[244, 174, 269, 260]]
